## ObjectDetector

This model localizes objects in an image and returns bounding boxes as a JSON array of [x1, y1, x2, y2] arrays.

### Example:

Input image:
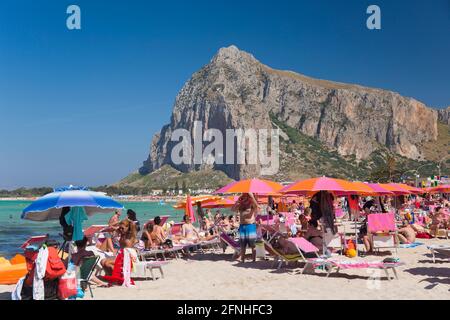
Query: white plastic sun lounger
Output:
[[427, 245, 450, 263]]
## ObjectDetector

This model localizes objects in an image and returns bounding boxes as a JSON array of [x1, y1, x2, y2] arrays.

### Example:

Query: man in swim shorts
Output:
[[232, 192, 259, 263]]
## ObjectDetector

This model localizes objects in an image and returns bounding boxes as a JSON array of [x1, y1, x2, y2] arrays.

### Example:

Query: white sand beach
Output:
[[1, 238, 448, 300]]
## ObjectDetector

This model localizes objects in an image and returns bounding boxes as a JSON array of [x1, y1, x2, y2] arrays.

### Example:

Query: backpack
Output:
[[23, 246, 66, 286], [45, 246, 66, 280]]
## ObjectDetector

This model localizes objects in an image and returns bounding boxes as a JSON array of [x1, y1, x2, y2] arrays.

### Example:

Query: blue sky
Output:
[[0, 0, 449, 189]]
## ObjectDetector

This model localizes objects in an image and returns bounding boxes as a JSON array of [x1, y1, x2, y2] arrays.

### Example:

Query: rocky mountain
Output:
[[132, 45, 446, 184]]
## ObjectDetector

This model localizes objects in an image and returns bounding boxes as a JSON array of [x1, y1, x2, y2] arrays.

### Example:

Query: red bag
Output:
[[58, 271, 78, 299], [45, 247, 66, 280]]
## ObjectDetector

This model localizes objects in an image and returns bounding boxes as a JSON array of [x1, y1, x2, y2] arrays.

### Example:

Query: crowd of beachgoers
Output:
[[2, 179, 450, 300]]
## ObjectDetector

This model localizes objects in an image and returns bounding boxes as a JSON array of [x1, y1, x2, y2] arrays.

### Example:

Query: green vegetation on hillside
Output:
[[269, 112, 448, 182], [112, 165, 234, 194]]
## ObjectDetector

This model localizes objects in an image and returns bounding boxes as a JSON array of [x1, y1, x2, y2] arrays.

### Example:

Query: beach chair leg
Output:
[[158, 266, 164, 279], [88, 283, 94, 298], [431, 250, 436, 263], [326, 267, 333, 278], [384, 269, 391, 281], [392, 267, 398, 280], [150, 268, 155, 280]]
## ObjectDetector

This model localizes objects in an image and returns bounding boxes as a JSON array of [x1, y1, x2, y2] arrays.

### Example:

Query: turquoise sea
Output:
[[0, 200, 184, 258]]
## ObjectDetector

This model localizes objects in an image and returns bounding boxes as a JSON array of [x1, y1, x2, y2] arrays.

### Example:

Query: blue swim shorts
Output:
[[239, 223, 257, 248]]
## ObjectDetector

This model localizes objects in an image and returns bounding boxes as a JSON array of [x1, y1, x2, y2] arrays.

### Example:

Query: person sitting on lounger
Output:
[[397, 221, 416, 244], [430, 207, 449, 234], [141, 223, 155, 249], [153, 216, 168, 241], [102, 219, 138, 273], [303, 219, 323, 252], [271, 234, 298, 255], [71, 236, 109, 287], [126, 209, 141, 233], [181, 215, 200, 242], [298, 207, 312, 232]]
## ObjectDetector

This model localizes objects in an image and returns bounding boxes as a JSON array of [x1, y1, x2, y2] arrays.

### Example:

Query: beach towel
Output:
[[11, 276, 25, 300], [65, 207, 88, 241], [33, 246, 48, 300], [122, 248, 137, 288], [399, 242, 423, 248]]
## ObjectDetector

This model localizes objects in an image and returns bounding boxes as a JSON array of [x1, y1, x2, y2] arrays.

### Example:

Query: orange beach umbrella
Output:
[[280, 177, 370, 195]]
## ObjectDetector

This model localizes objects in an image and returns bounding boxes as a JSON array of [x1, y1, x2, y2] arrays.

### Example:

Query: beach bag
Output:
[[45, 247, 66, 280], [57, 270, 78, 300]]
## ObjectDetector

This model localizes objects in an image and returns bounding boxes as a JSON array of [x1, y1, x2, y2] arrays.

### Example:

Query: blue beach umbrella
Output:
[[22, 185, 124, 221]]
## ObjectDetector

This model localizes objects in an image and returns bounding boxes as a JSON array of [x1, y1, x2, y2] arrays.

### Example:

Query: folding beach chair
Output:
[[79, 256, 100, 298], [263, 240, 303, 270], [260, 224, 283, 242], [219, 232, 241, 259], [287, 237, 328, 273], [427, 245, 450, 263], [367, 213, 398, 254]]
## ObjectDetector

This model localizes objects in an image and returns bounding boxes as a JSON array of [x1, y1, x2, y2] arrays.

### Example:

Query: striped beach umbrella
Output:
[[201, 196, 238, 209], [280, 177, 369, 195], [377, 183, 411, 195], [389, 183, 424, 194], [173, 195, 222, 209], [426, 184, 450, 194], [214, 179, 283, 195], [335, 182, 395, 196]]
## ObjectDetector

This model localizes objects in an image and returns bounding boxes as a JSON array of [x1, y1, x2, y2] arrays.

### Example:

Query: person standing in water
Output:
[[232, 192, 259, 263]]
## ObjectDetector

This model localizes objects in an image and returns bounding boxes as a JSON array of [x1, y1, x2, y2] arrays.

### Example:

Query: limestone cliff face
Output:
[[140, 45, 439, 179], [438, 106, 450, 125]]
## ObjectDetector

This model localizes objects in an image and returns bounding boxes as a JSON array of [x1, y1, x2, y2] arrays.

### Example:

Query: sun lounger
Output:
[[132, 260, 169, 280], [427, 245, 450, 263], [310, 259, 404, 281]]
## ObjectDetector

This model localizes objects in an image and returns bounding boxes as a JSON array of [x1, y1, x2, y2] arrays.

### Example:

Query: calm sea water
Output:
[[0, 200, 185, 258]]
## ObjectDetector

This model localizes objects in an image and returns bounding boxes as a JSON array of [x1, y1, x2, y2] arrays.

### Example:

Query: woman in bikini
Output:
[[102, 219, 137, 274]]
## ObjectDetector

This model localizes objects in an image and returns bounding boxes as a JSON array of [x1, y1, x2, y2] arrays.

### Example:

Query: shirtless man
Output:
[[397, 221, 416, 244], [108, 210, 121, 230], [232, 192, 259, 263]]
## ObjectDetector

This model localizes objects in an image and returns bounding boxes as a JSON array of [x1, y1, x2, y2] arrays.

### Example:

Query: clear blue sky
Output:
[[0, 0, 449, 189]]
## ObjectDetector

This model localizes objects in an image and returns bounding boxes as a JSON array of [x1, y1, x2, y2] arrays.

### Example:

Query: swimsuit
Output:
[[239, 223, 257, 248]]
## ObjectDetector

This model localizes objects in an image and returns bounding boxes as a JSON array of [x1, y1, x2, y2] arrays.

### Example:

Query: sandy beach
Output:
[[1, 238, 448, 300]]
